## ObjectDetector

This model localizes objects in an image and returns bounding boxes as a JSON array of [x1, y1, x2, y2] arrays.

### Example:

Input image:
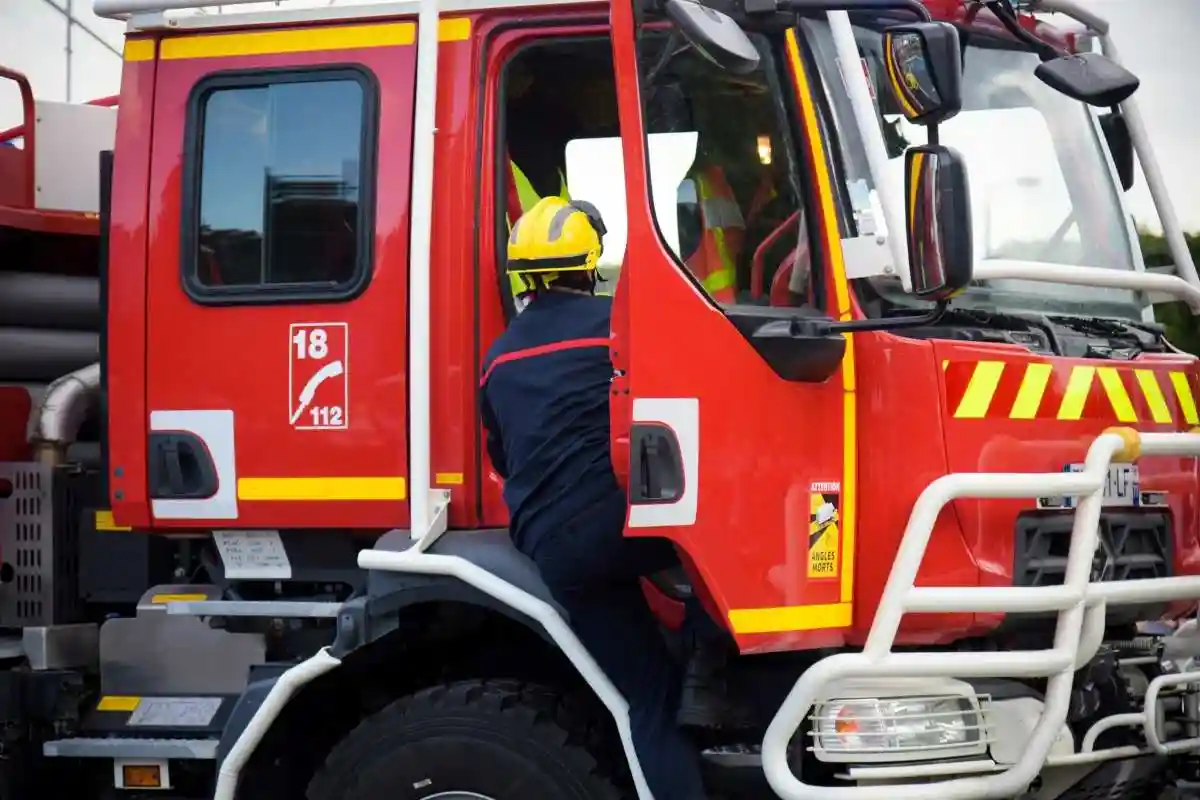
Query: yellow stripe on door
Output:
[[237, 477, 407, 501]]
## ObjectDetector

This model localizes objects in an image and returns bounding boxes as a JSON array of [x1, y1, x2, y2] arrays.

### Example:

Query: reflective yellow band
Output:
[[728, 602, 853, 634], [237, 476, 407, 501], [509, 163, 570, 217], [150, 593, 207, 604], [123, 39, 155, 62], [95, 510, 131, 531], [702, 265, 736, 293], [97, 696, 141, 712]]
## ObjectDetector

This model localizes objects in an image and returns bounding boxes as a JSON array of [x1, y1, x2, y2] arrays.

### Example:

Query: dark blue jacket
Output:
[[479, 291, 621, 552]]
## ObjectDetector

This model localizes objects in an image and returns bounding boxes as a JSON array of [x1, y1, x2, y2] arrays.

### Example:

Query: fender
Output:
[[214, 529, 656, 800]]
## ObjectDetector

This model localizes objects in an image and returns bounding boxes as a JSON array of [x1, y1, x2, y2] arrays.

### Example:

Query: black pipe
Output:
[[0, 272, 100, 331], [0, 328, 99, 382]]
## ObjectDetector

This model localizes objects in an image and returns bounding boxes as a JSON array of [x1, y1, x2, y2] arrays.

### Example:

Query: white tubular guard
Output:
[[762, 428, 1200, 800]]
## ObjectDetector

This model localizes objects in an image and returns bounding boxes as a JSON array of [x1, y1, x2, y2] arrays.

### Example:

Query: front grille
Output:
[[1014, 511, 1172, 626]]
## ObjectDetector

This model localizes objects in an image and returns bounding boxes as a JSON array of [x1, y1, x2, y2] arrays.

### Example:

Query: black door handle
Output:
[[630, 424, 683, 505], [148, 432, 218, 500]]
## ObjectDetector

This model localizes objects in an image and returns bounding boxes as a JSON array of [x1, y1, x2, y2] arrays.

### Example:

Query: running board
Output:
[[43, 737, 218, 759], [164, 600, 342, 618]]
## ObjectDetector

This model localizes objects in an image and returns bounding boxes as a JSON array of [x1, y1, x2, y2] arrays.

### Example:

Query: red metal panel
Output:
[[935, 344, 1200, 632], [144, 32, 417, 529], [430, 17, 484, 529], [610, 2, 848, 654], [108, 44, 158, 528], [850, 333, 983, 646]]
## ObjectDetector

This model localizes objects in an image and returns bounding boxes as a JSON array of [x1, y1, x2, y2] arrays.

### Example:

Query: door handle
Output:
[[630, 424, 683, 504], [148, 432, 218, 500]]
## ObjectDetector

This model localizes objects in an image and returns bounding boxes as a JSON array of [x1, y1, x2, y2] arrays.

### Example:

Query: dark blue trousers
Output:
[[525, 490, 709, 800]]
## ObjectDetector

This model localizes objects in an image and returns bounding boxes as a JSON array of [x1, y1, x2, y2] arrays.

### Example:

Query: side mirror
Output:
[[882, 22, 963, 126], [1035, 52, 1139, 108], [1099, 109, 1135, 191], [664, 0, 760, 77], [905, 144, 973, 301]]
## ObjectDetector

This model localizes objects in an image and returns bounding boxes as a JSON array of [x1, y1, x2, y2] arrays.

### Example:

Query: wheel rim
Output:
[[422, 793, 496, 800]]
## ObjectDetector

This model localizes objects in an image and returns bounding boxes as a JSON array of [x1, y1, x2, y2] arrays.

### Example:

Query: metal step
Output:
[[165, 599, 342, 618], [43, 737, 218, 760]]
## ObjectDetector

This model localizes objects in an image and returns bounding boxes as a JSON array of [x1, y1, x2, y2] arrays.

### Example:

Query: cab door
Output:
[[144, 21, 416, 529], [607, 5, 858, 651]]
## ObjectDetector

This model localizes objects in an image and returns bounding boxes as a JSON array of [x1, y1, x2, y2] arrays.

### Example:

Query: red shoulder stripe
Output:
[[480, 337, 610, 388]]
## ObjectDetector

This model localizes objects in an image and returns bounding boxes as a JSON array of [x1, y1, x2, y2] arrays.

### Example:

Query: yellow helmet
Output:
[[507, 196, 606, 294]]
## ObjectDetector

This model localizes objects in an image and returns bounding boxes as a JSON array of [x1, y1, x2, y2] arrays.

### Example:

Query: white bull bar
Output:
[[763, 427, 1200, 800]]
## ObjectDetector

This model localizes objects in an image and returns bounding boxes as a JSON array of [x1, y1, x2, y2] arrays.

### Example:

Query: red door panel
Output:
[[144, 23, 415, 529], [608, 10, 853, 654]]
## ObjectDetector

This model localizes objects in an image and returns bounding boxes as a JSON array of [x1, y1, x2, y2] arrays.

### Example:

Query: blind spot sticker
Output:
[[807, 481, 841, 580]]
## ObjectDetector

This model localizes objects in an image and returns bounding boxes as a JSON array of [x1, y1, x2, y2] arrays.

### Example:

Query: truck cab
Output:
[[1, 0, 1200, 797]]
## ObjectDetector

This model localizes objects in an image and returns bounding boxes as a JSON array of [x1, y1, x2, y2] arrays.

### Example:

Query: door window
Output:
[[494, 32, 821, 316], [635, 31, 818, 309], [181, 68, 377, 303]]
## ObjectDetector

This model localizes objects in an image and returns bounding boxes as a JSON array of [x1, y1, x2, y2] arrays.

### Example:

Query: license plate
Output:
[[1059, 463, 1140, 508]]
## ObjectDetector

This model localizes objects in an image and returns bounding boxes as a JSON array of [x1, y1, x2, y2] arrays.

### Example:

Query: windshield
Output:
[[800, 14, 1143, 321]]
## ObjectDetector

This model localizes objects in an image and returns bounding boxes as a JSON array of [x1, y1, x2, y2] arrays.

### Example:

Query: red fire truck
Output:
[[3, 0, 1200, 797]]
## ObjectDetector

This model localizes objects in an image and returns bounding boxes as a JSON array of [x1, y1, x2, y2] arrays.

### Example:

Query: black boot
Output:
[[677, 642, 753, 730]]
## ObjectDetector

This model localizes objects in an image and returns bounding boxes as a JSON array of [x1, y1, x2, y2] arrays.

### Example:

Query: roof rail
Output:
[[94, 0, 396, 20]]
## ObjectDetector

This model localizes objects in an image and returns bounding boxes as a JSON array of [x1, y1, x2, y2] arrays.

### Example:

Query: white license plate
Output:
[[1061, 463, 1140, 508]]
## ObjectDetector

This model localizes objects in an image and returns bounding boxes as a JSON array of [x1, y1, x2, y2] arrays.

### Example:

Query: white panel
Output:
[[69, 22, 124, 102], [149, 410, 240, 521], [33, 101, 116, 212], [0, 1, 68, 131], [627, 397, 699, 529]]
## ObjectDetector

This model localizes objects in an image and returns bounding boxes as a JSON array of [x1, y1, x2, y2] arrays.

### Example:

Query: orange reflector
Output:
[[122, 764, 162, 788], [834, 706, 859, 735]]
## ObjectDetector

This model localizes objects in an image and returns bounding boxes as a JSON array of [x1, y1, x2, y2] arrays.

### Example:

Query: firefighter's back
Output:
[[480, 290, 618, 550]]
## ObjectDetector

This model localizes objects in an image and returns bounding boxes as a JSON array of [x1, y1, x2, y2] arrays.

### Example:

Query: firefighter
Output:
[[685, 159, 744, 304], [479, 196, 709, 800]]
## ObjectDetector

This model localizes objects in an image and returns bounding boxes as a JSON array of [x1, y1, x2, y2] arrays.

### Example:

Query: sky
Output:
[[2, 0, 1197, 234]]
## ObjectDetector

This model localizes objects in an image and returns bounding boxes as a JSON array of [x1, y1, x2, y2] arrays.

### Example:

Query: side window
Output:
[[638, 32, 817, 309], [182, 69, 376, 302]]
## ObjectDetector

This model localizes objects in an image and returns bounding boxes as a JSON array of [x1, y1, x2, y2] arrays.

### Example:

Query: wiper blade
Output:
[[1048, 315, 1164, 352], [1048, 315, 1127, 337], [941, 307, 1041, 330]]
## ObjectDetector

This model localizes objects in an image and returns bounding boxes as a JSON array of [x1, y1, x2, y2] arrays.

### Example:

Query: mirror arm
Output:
[[645, 29, 685, 84], [815, 300, 948, 334], [983, 1, 1063, 62]]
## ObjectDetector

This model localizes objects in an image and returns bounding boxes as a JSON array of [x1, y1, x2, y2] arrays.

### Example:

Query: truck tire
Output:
[[307, 679, 624, 800]]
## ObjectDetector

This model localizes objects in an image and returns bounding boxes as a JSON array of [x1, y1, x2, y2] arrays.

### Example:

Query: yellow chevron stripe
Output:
[[1097, 367, 1137, 423], [1010, 363, 1053, 420], [1135, 370, 1173, 424], [1057, 366, 1095, 420], [1171, 372, 1199, 425], [954, 361, 1004, 418]]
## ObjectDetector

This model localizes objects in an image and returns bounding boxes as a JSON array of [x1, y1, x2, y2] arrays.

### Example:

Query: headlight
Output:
[[812, 695, 985, 763]]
